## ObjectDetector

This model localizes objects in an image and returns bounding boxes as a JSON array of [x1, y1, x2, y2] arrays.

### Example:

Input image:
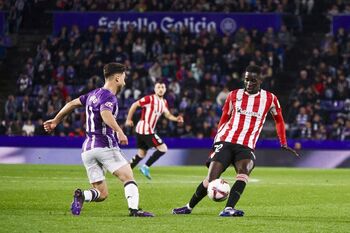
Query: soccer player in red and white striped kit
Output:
[[173, 65, 299, 217], [126, 81, 183, 179]]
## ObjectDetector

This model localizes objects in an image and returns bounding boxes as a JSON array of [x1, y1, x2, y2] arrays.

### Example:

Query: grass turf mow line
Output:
[[0, 164, 349, 233]]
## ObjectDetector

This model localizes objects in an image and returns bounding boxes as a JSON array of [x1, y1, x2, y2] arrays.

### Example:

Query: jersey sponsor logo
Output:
[[153, 110, 162, 116], [237, 107, 262, 118], [89, 95, 98, 104], [105, 102, 113, 108]]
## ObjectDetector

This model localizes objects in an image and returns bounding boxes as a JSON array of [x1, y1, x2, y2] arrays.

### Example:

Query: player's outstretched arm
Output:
[[164, 111, 184, 123], [125, 101, 140, 127], [101, 110, 128, 145], [271, 108, 300, 157], [43, 98, 82, 133]]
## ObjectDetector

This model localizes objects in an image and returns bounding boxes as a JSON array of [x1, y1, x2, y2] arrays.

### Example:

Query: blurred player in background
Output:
[[44, 63, 154, 217], [173, 65, 299, 217], [126, 81, 184, 179]]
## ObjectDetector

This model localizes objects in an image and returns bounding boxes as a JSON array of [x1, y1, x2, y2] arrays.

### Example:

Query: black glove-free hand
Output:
[[281, 145, 300, 157]]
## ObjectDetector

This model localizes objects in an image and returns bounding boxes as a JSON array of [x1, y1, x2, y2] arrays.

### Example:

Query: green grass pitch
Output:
[[0, 164, 349, 233]]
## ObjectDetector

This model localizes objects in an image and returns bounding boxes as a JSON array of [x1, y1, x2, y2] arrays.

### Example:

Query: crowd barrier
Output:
[[0, 136, 349, 168]]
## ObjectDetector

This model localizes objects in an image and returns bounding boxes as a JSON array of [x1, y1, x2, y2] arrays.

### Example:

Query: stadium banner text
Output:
[[332, 15, 350, 34], [52, 12, 282, 35]]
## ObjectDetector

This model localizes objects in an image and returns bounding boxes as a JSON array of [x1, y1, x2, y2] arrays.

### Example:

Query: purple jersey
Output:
[[79, 88, 119, 152]]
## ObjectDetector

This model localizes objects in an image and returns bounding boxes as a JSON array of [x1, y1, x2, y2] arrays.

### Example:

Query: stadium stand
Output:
[[287, 29, 350, 140], [0, 0, 349, 141], [53, 0, 308, 13]]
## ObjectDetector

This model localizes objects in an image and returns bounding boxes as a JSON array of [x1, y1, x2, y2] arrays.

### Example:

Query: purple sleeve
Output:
[[100, 95, 115, 112], [79, 93, 88, 106]]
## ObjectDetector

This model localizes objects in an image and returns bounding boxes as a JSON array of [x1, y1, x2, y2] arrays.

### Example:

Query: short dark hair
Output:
[[103, 63, 126, 79], [155, 79, 165, 85], [246, 65, 261, 75]]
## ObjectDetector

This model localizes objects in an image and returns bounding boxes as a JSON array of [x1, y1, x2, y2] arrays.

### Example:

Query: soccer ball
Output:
[[207, 179, 230, 202]]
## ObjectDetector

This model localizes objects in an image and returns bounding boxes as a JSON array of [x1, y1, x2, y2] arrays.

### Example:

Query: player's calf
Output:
[[145, 149, 166, 168], [130, 154, 143, 168], [225, 173, 248, 209]]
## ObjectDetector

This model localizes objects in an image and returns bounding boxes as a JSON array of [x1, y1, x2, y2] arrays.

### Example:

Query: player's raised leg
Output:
[[130, 149, 147, 169], [219, 159, 254, 217], [114, 163, 154, 217], [71, 153, 109, 215], [140, 140, 167, 180], [71, 188, 84, 216], [172, 161, 224, 214], [70, 181, 107, 215], [146, 144, 167, 167]]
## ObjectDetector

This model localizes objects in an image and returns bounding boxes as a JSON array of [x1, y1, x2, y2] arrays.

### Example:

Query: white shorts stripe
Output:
[[91, 135, 96, 149]]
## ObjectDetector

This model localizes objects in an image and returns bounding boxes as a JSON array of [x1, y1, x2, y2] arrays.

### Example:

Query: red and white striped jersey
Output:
[[135, 94, 169, 135], [214, 89, 285, 150]]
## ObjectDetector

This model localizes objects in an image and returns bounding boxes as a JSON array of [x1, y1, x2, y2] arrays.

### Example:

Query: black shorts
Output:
[[206, 142, 256, 169], [136, 133, 164, 150]]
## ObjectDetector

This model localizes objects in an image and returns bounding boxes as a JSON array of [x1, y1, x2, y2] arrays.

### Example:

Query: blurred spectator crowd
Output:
[[1, 22, 294, 138], [286, 27, 350, 141], [52, 0, 350, 17], [54, 0, 315, 14]]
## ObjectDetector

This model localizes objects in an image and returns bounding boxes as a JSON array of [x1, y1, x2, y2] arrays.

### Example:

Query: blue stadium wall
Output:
[[0, 136, 349, 168]]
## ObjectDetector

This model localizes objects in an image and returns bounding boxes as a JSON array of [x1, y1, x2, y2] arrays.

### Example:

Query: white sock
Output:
[[83, 189, 100, 202], [83, 190, 92, 202], [186, 203, 192, 210], [124, 181, 139, 210]]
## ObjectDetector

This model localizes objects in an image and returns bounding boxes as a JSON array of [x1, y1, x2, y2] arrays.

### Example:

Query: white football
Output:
[[207, 178, 230, 202]]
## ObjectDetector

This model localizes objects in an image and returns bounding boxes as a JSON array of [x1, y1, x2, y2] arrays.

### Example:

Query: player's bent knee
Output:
[[157, 144, 168, 153], [236, 161, 254, 175], [236, 173, 249, 183], [137, 149, 147, 157], [99, 191, 109, 201], [203, 178, 209, 188], [123, 174, 135, 182], [117, 171, 134, 183], [113, 164, 135, 182], [237, 167, 250, 175]]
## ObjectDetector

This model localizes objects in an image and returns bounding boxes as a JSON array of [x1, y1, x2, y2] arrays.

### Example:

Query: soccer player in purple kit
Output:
[[43, 63, 154, 217]]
